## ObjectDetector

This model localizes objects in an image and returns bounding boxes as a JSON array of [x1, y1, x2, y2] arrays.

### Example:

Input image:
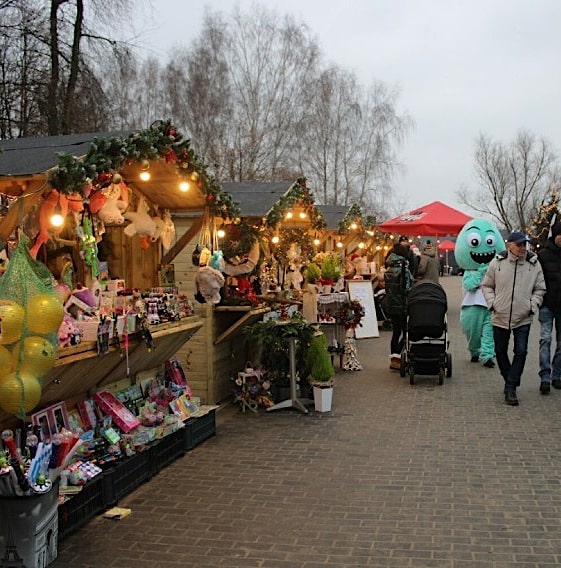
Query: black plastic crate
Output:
[[149, 428, 185, 476], [58, 475, 104, 540], [102, 450, 152, 507], [189, 409, 216, 448]]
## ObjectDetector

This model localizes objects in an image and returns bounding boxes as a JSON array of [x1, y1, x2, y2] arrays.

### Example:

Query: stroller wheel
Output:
[[409, 372, 415, 385], [400, 352, 406, 377], [438, 367, 444, 385], [446, 353, 452, 378]]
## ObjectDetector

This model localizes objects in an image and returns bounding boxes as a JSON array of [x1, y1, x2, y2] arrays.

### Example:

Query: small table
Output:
[[267, 337, 313, 414]]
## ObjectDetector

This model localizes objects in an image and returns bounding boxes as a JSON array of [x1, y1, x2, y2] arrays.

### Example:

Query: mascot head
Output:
[[455, 218, 505, 270]]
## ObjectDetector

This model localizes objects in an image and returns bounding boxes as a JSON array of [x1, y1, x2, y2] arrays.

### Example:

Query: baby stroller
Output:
[[400, 281, 452, 385]]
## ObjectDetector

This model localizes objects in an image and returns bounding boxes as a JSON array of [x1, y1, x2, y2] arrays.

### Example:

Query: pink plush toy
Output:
[[195, 266, 225, 305]]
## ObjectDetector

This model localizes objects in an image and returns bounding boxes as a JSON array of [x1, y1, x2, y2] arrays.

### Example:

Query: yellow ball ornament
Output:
[[0, 300, 25, 345], [0, 345, 13, 378], [0, 373, 42, 416], [25, 294, 64, 335], [13, 336, 57, 377]]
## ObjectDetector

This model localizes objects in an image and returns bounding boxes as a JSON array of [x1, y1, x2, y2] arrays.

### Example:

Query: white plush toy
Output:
[[95, 182, 129, 226], [124, 196, 157, 238], [159, 210, 176, 251], [195, 266, 225, 304]]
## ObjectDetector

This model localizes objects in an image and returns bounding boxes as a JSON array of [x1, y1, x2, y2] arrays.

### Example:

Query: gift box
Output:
[[93, 391, 140, 433]]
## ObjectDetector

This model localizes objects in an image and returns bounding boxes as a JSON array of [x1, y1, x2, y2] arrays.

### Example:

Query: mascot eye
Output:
[[466, 232, 481, 248], [485, 235, 496, 246]]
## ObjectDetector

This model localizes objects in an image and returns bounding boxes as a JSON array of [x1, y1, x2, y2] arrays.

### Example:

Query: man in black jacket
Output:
[[537, 222, 561, 394]]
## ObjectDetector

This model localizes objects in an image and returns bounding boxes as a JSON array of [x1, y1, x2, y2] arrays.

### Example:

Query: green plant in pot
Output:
[[306, 332, 335, 388], [244, 315, 318, 399], [320, 253, 342, 286], [304, 262, 321, 284]]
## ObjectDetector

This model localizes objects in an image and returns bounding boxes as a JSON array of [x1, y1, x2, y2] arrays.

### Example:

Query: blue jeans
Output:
[[493, 324, 531, 392], [538, 306, 561, 382]]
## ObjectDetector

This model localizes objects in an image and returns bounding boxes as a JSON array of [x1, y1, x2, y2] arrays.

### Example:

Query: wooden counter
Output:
[[0, 317, 203, 429]]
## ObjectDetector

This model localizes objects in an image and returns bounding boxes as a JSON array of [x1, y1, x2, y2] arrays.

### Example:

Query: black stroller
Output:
[[400, 281, 452, 385]]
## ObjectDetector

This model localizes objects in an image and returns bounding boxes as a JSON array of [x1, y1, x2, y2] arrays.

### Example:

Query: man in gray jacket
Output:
[[482, 231, 546, 406]]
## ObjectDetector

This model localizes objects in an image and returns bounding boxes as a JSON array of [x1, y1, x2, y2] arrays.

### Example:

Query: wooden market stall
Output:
[[0, 122, 242, 429]]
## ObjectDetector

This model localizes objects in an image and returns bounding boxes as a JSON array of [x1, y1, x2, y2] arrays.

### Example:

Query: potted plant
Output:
[[304, 262, 321, 284], [319, 253, 342, 293], [306, 332, 335, 412], [244, 315, 318, 401]]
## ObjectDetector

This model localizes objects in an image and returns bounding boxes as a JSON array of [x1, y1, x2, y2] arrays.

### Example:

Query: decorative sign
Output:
[[346, 280, 379, 338]]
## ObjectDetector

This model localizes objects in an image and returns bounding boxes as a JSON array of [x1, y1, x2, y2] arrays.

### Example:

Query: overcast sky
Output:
[[133, 0, 561, 215]]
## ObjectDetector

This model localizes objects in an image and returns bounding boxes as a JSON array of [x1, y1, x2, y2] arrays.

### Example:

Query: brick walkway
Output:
[[52, 276, 561, 568]]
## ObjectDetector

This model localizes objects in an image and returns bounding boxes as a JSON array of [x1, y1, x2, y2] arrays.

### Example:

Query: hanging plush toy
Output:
[[195, 266, 225, 305], [94, 181, 129, 226], [455, 218, 505, 367]]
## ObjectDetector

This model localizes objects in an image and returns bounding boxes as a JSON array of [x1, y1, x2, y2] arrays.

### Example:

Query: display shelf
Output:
[[184, 409, 216, 450], [102, 450, 152, 507], [149, 428, 186, 476], [58, 474, 105, 540]]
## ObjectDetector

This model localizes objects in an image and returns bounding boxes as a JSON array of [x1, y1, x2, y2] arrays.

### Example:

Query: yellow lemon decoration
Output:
[[0, 300, 25, 345], [0, 345, 12, 377], [25, 294, 64, 335], [0, 373, 42, 416], [13, 336, 57, 377]]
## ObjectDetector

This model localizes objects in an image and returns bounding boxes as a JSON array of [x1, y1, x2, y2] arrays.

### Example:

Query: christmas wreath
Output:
[[221, 222, 259, 265], [335, 299, 365, 330]]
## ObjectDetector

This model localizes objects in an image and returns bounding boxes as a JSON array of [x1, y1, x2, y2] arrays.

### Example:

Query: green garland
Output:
[[274, 227, 314, 267], [266, 177, 326, 230], [48, 119, 240, 220], [337, 203, 377, 235], [221, 222, 259, 263]]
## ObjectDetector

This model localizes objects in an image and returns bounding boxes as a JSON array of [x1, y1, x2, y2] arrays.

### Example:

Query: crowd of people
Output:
[[379, 226, 560, 407]]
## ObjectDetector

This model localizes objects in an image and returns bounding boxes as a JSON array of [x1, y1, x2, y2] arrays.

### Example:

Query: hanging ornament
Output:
[[0, 301, 25, 345]]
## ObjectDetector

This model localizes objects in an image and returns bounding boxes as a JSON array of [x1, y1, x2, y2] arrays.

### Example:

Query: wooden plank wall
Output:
[[171, 217, 251, 404]]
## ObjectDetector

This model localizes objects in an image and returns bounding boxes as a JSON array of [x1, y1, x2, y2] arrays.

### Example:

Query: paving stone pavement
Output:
[[52, 276, 561, 568]]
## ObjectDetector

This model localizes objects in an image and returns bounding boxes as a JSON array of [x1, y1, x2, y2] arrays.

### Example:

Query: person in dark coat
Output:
[[384, 237, 414, 369], [537, 222, 561, 394]]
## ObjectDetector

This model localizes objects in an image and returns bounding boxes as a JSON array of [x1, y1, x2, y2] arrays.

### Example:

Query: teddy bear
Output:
[[92, 181, 129, 226], [195, 266, 225, 304]]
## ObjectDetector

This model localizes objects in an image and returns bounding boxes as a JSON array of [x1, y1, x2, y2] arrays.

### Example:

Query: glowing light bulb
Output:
[[179, 181, 189, 192], [139, 171, 151, 181], [336, 241, 343, 248], [217, 229, 225, 239], [299, 212, 306, 219], [313, 239, 320, 246], [285, 211, 293, 220], [50, 200, 64, 227], [358, 242, 365, 249], [272, 236, 280, 244], [350, 222, 358, 230]]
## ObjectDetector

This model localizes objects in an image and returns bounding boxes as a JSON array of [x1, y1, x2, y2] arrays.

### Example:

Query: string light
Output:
[[50, 199, 64, 227], [217, 229, 225, 239], [313, 238, 320, 246], [272, 235, 280, 244], [285, 211, 293, 220], [179, 180, 189, 192]]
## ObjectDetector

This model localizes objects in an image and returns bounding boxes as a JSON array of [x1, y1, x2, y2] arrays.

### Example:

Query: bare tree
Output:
[[0, 0, 138, 137], [459, 131, 560, 232]]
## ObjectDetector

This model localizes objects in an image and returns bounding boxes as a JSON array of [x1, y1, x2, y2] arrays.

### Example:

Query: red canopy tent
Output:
[[438, 239, 456, 252], [379, 201, 472, 236], [438, 239, 456, 267]]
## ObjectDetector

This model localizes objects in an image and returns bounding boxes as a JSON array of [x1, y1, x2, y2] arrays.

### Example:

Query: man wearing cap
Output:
[[482, 231, 546, 406], [537, 222, 561, 395]]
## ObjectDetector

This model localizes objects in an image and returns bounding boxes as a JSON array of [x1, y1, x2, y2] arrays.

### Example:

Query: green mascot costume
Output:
[[455, 219, 505, 367]]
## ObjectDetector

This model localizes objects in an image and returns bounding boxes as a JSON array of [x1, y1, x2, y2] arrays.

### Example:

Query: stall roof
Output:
[[317, 204, 352, 231], [221, 182, 292, 218], [0, 132, 127, 177], [0, 131, 238, 242]]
